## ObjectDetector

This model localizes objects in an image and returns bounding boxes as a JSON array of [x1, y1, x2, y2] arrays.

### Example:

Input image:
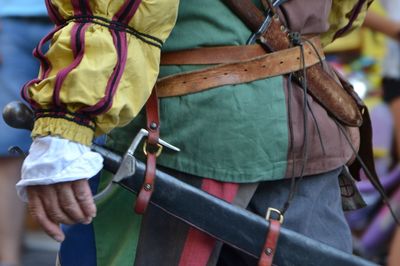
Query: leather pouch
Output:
[[262, 17, 364, 127], [223, 0, 364, 127]]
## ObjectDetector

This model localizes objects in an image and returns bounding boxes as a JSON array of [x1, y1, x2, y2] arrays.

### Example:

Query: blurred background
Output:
[[0, 1, 59, 266], [1, 0, 400, 265], [17, 221, 59, 266], [313, 1, 400, 264]]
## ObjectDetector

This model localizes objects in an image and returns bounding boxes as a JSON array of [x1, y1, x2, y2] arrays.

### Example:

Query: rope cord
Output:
[[281, 37, 309, 215], [335, 120, 400, 225], [65, 15, 163, 49], [279, 33, 329, 215]]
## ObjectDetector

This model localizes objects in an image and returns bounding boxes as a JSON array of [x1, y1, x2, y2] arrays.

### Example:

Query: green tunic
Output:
[[93, 1, 359, 265], [107, 0, 289, 182]]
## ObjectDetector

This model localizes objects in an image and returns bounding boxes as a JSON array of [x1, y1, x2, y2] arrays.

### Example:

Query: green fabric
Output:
[[106, 0, 289, 182], [93, 172, 142, 266], [96, 1, 288, 264]]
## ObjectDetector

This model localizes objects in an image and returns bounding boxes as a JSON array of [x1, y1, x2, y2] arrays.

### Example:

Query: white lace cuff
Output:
[[16, 136, 103, 202]]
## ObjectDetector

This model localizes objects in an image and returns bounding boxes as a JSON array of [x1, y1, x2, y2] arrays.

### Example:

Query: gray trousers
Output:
[[134, 166, 352, 266]]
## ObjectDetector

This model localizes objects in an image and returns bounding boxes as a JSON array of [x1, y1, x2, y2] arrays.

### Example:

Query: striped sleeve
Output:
[[321, 0, 374, 46], [22, 0, 179, 145]]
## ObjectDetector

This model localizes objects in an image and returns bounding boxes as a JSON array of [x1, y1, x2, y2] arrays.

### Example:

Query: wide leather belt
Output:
[[156, 36, 324, 98], [160, 44, 268, 65]]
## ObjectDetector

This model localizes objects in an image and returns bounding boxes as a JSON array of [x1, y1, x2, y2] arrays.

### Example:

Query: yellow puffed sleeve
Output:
[[321, 0, 373, 46], [23, 0, 179, 145]]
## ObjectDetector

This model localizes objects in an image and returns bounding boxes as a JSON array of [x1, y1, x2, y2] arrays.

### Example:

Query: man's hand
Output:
[[26, 179, 96, 242]]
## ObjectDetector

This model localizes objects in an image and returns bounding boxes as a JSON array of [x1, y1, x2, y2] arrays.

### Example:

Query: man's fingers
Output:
[[38, 185, 75, 225], [26, 179, 96, 243], [56, 182, 90, 224], [72, 179, 97, 219], [27, 187, 65, 242]]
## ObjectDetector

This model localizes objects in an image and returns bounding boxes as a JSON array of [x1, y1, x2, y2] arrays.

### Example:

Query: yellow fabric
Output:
[[324, 1, 385, 90], [323, 30, 363, 53], [373, 148, 388, 159], [33, 117, 95, 146], [321, 0, 374, 46], [28, 0, 179, 145], [28, 0, 371, 145], [359, 1, 386, 90], [324, 1, 385, 54]]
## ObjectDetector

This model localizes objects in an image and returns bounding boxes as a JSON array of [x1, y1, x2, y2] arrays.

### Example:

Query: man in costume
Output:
[[0, 1, 52, 265], [16, 0, 374, 265]]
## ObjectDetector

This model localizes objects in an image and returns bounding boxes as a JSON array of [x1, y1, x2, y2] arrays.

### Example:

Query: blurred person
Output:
[[363, 2, 400, 265], [364, 2, 400, 159], [0, 1, 52, 266], [376, 2, 400, 265]]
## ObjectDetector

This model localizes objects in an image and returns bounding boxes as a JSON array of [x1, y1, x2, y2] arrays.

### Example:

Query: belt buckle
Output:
[[266, 207, 284, 224]]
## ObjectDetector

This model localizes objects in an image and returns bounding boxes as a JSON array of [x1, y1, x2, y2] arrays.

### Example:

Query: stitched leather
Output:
[[135, 88, 159, 214], [156, 37, 324, 98], [258, 220, 281, 266]]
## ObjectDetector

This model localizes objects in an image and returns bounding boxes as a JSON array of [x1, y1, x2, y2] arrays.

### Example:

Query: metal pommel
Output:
[[2, 101, 34, 131]]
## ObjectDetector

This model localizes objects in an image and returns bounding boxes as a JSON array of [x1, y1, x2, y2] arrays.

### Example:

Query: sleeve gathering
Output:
[[23, 0, 179, 145]]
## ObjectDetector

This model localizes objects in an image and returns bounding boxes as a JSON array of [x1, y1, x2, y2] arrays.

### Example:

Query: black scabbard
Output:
[[93, 145, 377, 266], [0, 101, 376, 265]]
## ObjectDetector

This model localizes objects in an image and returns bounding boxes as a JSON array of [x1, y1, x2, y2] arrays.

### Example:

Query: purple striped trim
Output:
[[333, 0, 367, 41], [45, 0, 64, 25], [71, 0, 82, 16], [81, 0, 93, 15], [36, 108, 95, 121], [34, 27, 61, 80], [77, 0, 141, 115], [114, 0, 142, 23], [52, 23, 91, 108], [21, 25, 66, 109], [71, 0, 93, 16], [50, 0, 93, 107], [27, 0, 142, 117], [35, 110, 95, 130], [79, 31, 128, 114]]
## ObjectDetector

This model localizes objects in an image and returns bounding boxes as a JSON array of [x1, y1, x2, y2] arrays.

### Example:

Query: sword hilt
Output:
[[2, 101, 180, 202], [93, 128, 180, 202], [2, 101, 34, 156], [2, 101, 179, 154]]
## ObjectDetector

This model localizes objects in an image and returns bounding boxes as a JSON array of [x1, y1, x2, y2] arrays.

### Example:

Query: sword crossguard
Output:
[[94, 129, 180, 202], [128, 128, 180, 157]]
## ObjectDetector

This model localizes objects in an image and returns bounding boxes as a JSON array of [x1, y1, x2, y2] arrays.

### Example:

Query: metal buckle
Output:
[[266, 207, 284, 224], [143, 142, 163, 157], [93, 129, 179, 202]]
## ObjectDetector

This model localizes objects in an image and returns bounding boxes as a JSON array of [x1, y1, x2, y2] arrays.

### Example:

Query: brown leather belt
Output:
[[156, 36, 324, 98], [160, 44, 268, 65]]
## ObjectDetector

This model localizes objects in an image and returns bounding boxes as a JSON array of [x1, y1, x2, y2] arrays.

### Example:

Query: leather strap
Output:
[[156, 37, 324, 98], [161, 44, 267, 65], [223, 0, 363, 127], [258, 219, 281, 266], [134, 88, 160, 214]]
